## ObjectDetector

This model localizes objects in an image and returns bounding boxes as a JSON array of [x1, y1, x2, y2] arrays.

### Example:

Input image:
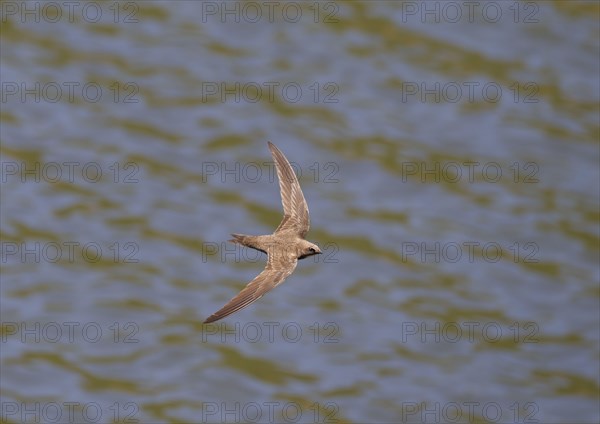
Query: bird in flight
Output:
[[204, 142, 321, 323]]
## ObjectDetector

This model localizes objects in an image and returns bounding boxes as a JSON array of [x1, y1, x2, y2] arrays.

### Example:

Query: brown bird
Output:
[[204, 142, 321, 323]]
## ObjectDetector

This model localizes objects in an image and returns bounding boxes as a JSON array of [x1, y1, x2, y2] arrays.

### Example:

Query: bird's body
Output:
[[203, 142, 321, 323]]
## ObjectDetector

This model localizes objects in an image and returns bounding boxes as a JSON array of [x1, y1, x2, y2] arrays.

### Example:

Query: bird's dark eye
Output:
[[309, 247, 316, 253]]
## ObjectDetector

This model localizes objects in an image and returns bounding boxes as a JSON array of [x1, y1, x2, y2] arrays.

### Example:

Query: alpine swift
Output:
[[203, 142, 321, 323]]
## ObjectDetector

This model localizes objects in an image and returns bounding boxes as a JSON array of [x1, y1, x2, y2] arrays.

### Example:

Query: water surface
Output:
[[1, 1, 599, 423]]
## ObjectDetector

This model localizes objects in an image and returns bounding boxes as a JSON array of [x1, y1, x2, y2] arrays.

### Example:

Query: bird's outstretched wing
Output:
[[203, 254, 298, 323], [268, 142, 310, 237]]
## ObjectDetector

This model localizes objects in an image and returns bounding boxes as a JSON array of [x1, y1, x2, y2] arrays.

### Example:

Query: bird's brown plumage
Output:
[[203, 142, 320, 324], [269, 142, 310, 237]]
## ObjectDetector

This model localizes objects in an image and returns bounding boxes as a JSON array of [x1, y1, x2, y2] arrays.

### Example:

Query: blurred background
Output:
[[1, 1, 598, 423]]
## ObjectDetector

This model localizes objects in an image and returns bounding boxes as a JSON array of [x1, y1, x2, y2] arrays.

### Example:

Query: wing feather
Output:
[[203, 256, 298, 323], [268, 142, 310, 237]]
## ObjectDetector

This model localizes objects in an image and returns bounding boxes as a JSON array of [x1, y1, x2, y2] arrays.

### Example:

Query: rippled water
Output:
[[1, 1, 599, 423]]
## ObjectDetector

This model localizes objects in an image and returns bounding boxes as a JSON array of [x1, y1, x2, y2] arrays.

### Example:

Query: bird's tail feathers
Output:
[[229, 233, 267, 253], [229, 233, 250, 245]]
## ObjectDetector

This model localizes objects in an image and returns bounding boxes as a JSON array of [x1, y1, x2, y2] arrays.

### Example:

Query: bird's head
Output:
[[298, 241, 321, 260]]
